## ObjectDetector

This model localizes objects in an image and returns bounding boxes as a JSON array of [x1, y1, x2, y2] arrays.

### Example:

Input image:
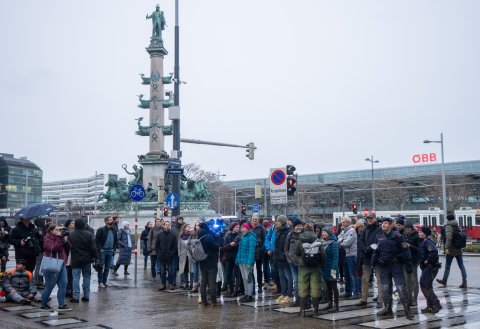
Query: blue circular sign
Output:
[[271, 170, 286, 185], [129, 184, 146, 201], [166, 192, 179, 209]]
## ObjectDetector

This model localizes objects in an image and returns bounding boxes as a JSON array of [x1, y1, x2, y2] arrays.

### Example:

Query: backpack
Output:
[[187, 236, 208, 262], [452, 226, 467, 249], [301, 239, 324, 268]]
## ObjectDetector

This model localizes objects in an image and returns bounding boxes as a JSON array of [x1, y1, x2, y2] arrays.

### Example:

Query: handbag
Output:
[[41, 247, 64, 273]]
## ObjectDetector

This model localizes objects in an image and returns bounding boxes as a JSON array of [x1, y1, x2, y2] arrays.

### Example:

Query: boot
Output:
[[330, 302, 339, 313], [191, 283, 199, 293], [298, 298, 307, 317], [459, 283, 468, 289], [321, 301, 332, 311], [312, 297, 320, 317], [436, 279, 447, 286], [431, 302, 443, 314], [403, 303, 414, 320], [377, 303, 393, 316]]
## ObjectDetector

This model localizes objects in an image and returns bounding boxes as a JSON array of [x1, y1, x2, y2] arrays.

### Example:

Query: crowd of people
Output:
[[0, 211, 469, 319]]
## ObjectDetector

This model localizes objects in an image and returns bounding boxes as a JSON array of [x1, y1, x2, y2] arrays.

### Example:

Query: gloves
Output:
[[370, 243, 378, 250], [331, 269, 336, 279]]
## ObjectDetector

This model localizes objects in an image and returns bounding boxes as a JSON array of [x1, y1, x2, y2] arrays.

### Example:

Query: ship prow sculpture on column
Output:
[[95, 5, 214, 219]]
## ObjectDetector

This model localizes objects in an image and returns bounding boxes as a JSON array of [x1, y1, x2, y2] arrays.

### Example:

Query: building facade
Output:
[[42, 174, 124, 212], [0, 153, 43, 214]]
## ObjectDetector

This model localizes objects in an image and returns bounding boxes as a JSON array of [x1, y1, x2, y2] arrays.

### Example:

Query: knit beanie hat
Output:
[[420, 226, 431, 236], [276, 215, 287, 226], [322, 226, 333, 236]]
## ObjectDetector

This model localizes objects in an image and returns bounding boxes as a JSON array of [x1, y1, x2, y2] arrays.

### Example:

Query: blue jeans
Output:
[[344, 256, 359, 295], [98, 251, 113, 284], [72, 263, 92, 299], [42, 264, 67, 306], [443, 254, 467, 284], [289, 263, 299, 302], [277, 264, 293, 296], [239, 263, 254, 296], [192, 260, 200, 284]]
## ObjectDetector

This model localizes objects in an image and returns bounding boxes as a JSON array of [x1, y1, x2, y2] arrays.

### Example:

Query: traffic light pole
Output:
[[171, 0, 181, 217], [180, 139, 256, 159]]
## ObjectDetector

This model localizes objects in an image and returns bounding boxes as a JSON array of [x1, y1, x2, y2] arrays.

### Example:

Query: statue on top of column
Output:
[[146, 5, 166, 40]]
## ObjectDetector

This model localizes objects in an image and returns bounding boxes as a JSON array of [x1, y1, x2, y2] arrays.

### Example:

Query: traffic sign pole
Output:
[[134, 201, 138, 286]]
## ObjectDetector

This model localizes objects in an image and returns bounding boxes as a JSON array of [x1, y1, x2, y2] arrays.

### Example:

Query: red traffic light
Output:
[[163, 207, 169, 216], [352, 204, 358, 214]]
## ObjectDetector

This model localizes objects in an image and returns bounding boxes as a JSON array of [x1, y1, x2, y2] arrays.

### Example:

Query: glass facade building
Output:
[[0, 153, 43, 212]]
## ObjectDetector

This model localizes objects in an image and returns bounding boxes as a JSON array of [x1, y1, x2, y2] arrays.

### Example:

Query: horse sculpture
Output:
[[97, 179, 131, 209]]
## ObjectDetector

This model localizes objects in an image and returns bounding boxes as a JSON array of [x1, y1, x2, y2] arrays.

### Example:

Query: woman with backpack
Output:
[[321, 226, 339, 313], [285, 220, 304, 307], [294, 223, 323, 317]]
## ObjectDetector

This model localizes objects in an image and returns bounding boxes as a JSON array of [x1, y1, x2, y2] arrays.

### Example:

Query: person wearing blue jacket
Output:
[[236, 223, 257, 303], [265, 221, 280, 292], [321, 226, 339, 312]]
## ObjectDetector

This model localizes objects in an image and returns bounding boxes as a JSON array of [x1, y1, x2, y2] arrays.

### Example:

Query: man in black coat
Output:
[[95, 216, 117, 287], [198, 222, 219, 307], [156, 221, 178, 290], [9, 218, 40, 272], [69, 218, 98, 303]]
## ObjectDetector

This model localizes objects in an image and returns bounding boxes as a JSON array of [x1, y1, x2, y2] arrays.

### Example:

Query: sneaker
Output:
[[98, 283, 106, 288], [69, 298, 80, 303], [41, 304, 53, 311], [58, 304, 72, 311], [112, 271, 119, 276], [104, 283, 111, 287], [81, 297, 90, 302], [124, 271, 130, 275], [20, 299, 31, 305], [356, 300, 368, 306]]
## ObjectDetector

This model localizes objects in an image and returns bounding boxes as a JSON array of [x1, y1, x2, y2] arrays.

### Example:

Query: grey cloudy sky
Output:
[[1, 1, 479, 182]]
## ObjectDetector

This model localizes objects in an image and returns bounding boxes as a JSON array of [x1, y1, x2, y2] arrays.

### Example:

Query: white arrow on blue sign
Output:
[[252, 203, 259, 214], [165, 192, 179, 209]]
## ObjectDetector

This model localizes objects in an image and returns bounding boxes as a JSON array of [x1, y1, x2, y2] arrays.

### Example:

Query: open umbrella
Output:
[[14, 203, 56, 219]]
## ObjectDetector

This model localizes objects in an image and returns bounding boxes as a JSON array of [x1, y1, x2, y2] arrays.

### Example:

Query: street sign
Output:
[[166, 168, 184, 175], [269, 168, 287, 204], [168, 158, 182, 167], [165, 192, 179, 209], [252, 203, 259, 214], [129, 184, 145, 202]]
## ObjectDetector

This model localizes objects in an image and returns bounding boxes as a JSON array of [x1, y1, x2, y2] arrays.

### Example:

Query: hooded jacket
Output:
[[294, 230, 321, 268], [338, 225, 357, 258], [10, 221, 40, 258], [321, 234, 339, 280], [445, 218, 463, 256], [235, 230, 256, 267], [69, 222, 98, 268], [197, 223, 219, 270]]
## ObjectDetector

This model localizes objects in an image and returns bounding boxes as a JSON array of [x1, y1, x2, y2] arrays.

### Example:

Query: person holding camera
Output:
[[0, 217, 12, 272], [10, 217, 41, 272], [41, 224, 72, 311], [68, 218, 98, 303], [63, 219, 75, 299]]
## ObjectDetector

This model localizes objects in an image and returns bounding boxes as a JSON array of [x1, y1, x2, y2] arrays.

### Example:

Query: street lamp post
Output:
[[215, 171, 226, 214], [365, 156, 379, 210], [424, 133, 447, 220]]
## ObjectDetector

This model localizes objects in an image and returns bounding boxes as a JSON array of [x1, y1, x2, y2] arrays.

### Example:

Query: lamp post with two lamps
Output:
[[365, 156, 379, 210], [423, 133, 447, 220]]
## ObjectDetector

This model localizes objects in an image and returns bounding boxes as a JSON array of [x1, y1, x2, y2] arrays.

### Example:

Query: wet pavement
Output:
[[1, 254, 480, 329]]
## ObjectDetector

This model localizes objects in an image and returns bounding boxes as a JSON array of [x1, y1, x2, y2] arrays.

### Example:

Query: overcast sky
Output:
[[1, 1, 479, 182]]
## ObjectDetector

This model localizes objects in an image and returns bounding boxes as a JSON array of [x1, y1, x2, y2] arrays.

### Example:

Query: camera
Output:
[[24, 236, 34, 249], [59, 227, 70, 237]]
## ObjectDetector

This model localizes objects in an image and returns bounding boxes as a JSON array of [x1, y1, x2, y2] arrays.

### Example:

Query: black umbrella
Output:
[[14, 203, 56, 219]]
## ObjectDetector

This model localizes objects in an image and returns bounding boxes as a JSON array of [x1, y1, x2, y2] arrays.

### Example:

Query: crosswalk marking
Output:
[[20, 311, 57, 318], [40, 317, 86, 326], [1, 305, 37, 312]]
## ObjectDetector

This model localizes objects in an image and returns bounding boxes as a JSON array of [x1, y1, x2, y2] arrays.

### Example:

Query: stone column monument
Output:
[[137, 4, 173, 189]]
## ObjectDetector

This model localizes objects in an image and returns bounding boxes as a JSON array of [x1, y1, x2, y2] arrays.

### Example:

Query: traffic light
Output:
[[286, 165, 296, 175], [286, 165, 297, 196], [287, 177, 296, 196], [241, 200, 247, 216], [352, 204, 358, 214], [163, 207, 169, 217], [246, 142, 255, 160]]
